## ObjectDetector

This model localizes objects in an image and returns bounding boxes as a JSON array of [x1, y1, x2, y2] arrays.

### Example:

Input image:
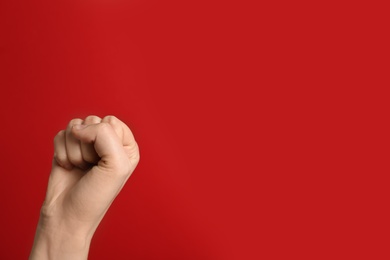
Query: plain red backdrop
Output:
[[0, 0, 389, 259]]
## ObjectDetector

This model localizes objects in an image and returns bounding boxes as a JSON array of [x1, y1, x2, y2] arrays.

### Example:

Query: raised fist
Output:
[[30, 115, 140, 260]]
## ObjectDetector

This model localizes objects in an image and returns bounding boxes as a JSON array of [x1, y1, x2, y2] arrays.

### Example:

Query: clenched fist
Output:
[[30, 115, 140, 260]]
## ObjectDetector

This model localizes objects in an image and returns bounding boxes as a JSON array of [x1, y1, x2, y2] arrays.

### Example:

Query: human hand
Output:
[[30, 115, 140, 260]]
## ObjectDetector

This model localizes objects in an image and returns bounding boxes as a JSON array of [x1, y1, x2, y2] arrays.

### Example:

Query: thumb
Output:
[[72, 123, 127, 168]]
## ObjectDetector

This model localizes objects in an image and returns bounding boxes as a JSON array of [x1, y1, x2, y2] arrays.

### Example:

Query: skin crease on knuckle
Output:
[[69, 118, 83, 127], [84, 115, 101, 124], [103, 115, 118, 123], [103, 116, 121, 130]]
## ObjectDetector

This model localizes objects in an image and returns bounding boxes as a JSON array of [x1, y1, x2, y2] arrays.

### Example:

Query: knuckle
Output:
[[53, 152, 68, 166], [84, 115, 101, 123], [68, 118, 83, 127], [103, 115, 123, 138], [53, 130, 65, 143], [53, 152, 60, 162], [103, 115, 119, 125], [40, 203, 56, 219]]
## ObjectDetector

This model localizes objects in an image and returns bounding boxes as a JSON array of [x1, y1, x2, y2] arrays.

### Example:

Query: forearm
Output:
[[30, 216, 92, 260]]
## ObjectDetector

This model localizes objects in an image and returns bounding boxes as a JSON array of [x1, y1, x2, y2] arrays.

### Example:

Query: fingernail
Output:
[[73, 124, 87, 130]]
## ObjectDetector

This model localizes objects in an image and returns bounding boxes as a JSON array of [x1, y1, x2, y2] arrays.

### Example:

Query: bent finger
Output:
[[66, 118, 89, 169], [72, 122, 128, 172], [53, 130, 73, 170], [80, 115, 101, 164]]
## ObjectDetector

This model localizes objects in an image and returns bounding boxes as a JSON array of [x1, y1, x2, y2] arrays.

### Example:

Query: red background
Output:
[[0, 0, 389, 259]]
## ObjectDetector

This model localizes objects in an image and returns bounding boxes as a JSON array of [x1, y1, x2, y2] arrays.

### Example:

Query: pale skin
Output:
[[29, 115, 140, 260]]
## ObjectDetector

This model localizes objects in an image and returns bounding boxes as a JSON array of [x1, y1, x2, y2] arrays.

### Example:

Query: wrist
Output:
[[30, 212, 93, 260]]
